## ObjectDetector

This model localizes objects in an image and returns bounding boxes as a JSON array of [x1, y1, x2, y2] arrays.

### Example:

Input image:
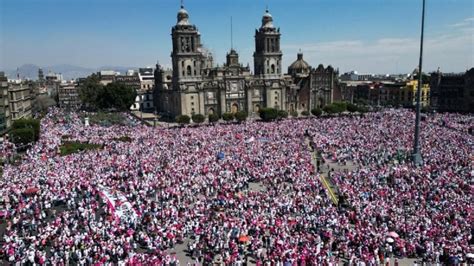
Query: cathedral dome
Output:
[[288, 53, 310, 76], [177, 6, 190, 25], [261, 9, 274, 28]]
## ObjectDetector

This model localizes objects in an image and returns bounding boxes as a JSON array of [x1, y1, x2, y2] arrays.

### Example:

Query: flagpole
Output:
[[412, 0, 425, 165]]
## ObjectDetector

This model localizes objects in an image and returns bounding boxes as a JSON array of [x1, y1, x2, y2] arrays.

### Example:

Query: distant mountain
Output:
[[3, 64, 139, 80]]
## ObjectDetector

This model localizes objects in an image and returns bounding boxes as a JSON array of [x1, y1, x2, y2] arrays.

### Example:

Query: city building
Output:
[[153, 6, 336, 117], [430, 68, 474, 113], [114, 74, 141, 90], [45, 71, 62, 98], [8, 80, 32, 121], [138, 68, 155, 91], [400, 79, 430, 108], [58, 82, 81, 110], [0, 72, 11, 133], [340, 71, 374, 81], [286, 54, 339, 112], [98, 70, 119, 86], [349, 81, 405, 107]]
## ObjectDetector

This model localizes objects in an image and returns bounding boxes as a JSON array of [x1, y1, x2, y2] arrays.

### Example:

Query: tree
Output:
[[259, 108, 278, 121], [290, 110, 298, 117], [176, 115, 190, 125], [301, 110, 310, 116], [79, 74, 104, 111], [102, 82, 137, 111], [357, 106, 369, 113], [222, 112, 234, 122], [332, 102, 347, 113], [12, 118, 40, 141], [311, 108, 322, 117], [234, 111, 248, 123], [10, 128, 35, 145], [79, 74, 137, 111], [192, 114, 205, 124], [277, 110, 288, 119], [347, 103, 358, 113], [208, 113, 220, 123], [323, 104, 337, 114]]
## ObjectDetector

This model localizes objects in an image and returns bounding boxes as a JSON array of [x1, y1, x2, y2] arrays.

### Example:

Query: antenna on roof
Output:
[[231, 16, 233, 50], [180, 0, 184, 8]]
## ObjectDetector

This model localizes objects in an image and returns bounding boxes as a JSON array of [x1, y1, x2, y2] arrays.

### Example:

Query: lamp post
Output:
[[412, 0, 425, 166]]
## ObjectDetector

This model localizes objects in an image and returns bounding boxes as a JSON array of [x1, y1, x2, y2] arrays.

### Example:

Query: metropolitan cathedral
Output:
[[153, 5, 338, 117]]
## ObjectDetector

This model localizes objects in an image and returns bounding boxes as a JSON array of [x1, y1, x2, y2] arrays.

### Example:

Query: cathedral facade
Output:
[[154, 5, 337, 118]]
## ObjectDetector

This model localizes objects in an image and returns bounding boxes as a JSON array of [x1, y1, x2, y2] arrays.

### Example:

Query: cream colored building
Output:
[[8, 80, 32, 121]]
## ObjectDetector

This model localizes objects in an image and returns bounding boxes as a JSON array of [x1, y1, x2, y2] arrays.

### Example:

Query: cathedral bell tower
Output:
[[253, 9, 282, 78], [171, 5, 202, 85]]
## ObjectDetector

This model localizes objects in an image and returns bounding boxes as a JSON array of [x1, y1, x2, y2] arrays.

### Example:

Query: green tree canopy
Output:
[[12, 118, 40, 141], [79, 74, 104, 111], [176, 115, 191, 124], [277, 110, 288, 119], [208, 113, 220, 123], [222, 112, 234, 122], [234, 111, 248, 122], [301, 110, 310, 116], [79, 74, 137, 111], [311, 108, 322, 116], [10, 128, 35, 145], [102, 83, 137, 111], [192, 114, 205, 124], [347, 103, 358, 113], [259, 108, 278, 121]]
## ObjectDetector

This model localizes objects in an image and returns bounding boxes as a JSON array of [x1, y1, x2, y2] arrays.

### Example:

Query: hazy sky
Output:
[[1, 0, 473, 74]]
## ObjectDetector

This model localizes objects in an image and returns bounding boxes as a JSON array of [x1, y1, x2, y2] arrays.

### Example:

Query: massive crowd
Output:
[[0, 109, 472, 265]]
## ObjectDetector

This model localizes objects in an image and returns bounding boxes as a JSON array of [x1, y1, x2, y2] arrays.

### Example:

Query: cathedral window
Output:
[[271, 64, 275, 74], [187, 66, 192, 76]]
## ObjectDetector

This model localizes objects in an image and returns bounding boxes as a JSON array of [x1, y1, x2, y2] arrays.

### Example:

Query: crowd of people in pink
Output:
[[0, 108, 472, 265]]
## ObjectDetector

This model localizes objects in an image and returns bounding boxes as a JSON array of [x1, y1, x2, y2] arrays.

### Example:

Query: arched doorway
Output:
[[290, 104, 294, 112], [231, 103, 239, 113], [255, 104, 260, 113]]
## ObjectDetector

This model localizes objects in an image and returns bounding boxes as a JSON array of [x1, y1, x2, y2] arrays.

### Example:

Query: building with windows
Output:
[[8, 80, 32, 121], [0, 72, 11, 133], [400, 79, 430, 108], [430, 68, 474, 113], [154, 6, 335, 117], [285, 54, 338, 112], [138, 68, 155, 91], [58, 83, 81, 110]]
